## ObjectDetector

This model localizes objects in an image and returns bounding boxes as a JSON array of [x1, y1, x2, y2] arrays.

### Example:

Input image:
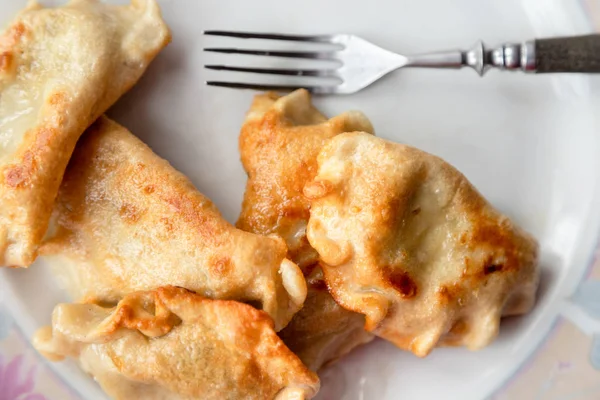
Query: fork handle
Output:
[[534, 35, 600, 73], [484, 34, 600, 74], [406, 34, 600, 75]]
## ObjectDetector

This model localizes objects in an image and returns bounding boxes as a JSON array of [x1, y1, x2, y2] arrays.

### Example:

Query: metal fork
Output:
[[204, 31, 600, 95]]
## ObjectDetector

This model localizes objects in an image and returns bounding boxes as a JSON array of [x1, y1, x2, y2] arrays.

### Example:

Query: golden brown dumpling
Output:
[[237, 90, 374, 368], [40, 117, 306, 331], [237, 89, 374, 270], [34, 286, 320, 400], [305, 132, 540, 357], [279, 266, 374, 371], [0, 0, 170, 267]]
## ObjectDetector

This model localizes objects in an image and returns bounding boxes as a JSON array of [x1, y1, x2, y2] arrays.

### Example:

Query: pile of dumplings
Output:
[[0, 1, 540, 399]]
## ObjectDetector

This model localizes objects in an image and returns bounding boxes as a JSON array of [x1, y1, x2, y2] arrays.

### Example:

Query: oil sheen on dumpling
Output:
[[237, 90, 374, 369], [0, 0, 170, 267], [305, 132, 540, 357], [237, 89, 374, 270], [40, 117, 306, 331], [34, 286, 320, 400]]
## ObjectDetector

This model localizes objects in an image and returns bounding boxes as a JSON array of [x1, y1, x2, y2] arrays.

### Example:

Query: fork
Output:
[[203, 31, 600, 95]]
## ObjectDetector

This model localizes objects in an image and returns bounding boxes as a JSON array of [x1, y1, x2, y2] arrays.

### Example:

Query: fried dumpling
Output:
[[34, 286, 320, 400], [40, 117, 306, 331], [0, 0, 170, 267], [237, 90, 374, 368], [237, 89, 374, 270], [305, 132, 540, 357], [279, 266, 374, 371]]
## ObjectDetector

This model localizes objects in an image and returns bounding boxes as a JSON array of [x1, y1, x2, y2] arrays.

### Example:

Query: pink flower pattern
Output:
[[0, 355, 46, 400]]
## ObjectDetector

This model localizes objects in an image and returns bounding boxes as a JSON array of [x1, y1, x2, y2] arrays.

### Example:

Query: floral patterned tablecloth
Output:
[[1, 3, 600, 400], [0, 311, 78, 400]]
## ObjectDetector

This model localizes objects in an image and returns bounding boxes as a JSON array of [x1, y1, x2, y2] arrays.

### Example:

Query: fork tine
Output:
[[204, 30, 333, 43], [206, 81, 310, 91], [205, 65, 339, 77], [204, 48, 335, 60], [206, 81, 335, 93]]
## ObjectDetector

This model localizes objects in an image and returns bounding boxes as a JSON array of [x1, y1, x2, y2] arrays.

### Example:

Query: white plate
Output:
[[1, 0, 600, 399]]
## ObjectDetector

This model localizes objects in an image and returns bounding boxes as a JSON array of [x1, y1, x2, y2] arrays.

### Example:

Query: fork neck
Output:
[[405, 41, 484, 74]]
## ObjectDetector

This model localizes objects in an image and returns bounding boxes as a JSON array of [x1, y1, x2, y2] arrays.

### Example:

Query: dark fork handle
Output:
[[535, 34, 600, 73], [409, 34, 600, 76]]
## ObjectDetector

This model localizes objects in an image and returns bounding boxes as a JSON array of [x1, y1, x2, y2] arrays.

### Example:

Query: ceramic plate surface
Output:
[[1, 0, 600, 399]]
